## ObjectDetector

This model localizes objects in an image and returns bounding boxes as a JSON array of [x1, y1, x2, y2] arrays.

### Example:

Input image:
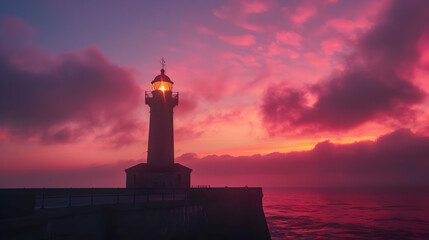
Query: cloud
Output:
[[199, 109, 243, 126], [95, 118, 146, 148], [324, 18, 371, 35], [265, 42, 300, 59], [289, 4, 316, 24], [0, 17, 143, 145], [175, 91, 198, 115], [321, 37, 345, 55], [241, 0, 270, 14], [176, 66, 231, 102], [179, 129, 429, 187], [213, 0, 271, 17], [261, 0, 428, 134], [175, 125, 203, 142], [218, 34, 255, 46], [196, 26, 215, 35], [212, 0, 272, 32], [221, 51, 259, 66], [40, 127, 82, 144], [1, 15, 37, 39], [4, 129, 428, 187], [276, 31, 303, 47]]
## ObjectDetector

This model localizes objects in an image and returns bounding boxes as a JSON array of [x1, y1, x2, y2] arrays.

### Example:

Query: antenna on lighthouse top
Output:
[[160, 57, 166, 73]]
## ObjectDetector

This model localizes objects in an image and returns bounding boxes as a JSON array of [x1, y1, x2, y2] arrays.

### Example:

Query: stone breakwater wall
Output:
[[0, 188, 271, 240]]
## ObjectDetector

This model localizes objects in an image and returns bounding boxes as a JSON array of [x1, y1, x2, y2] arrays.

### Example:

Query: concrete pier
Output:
[[0, 187, 271, 239]]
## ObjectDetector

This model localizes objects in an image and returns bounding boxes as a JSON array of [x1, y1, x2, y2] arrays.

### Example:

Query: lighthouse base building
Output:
[[125, 163, 191, 188]]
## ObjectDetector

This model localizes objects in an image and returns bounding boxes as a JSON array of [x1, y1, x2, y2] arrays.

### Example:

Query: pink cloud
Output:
[[241, 0, 270, 14], [417, 33, 429, 67], [196, 26, 215, 35], [276, 31, 302, 47], [266, 42, 300, 59], [219, 34, 255, 46], [321, 37, 345, 55], [221, 51, 259, 66], [325, 18, 371, 35], [175, 91, 198, 115], [261, 0, 428, 134], [303, 52, 331, 71], [212, 0, 269, 32], [175, 66, 230, 101], [234, 21, 264, 32], [175, 125, 203, 142], [199, 109, 243, 126], [213, 6, 228, 19], [290, 4, 317, 24], [214, 0, 271, 17]]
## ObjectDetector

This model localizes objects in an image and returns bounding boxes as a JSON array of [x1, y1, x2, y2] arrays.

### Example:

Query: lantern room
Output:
[[151, 69, 173, 91]]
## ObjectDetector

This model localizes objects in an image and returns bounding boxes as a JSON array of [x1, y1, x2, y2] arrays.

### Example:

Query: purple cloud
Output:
[[179, 128, 429, 187], [0, 37, 143, 145]]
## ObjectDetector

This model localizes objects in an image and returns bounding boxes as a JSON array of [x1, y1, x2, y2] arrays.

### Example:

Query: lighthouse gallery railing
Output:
[[144, 91, 178, 99]]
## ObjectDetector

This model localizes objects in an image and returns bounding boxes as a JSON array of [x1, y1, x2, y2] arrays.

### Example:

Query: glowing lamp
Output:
[[152, 69, 173, 91]]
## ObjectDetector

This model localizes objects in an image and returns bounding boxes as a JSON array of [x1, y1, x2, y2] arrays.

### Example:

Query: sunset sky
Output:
[[1, 0, 429, 187]]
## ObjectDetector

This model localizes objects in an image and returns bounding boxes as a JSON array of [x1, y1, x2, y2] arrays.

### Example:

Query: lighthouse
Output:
[[146, 68, 176, 167], [125, 62, 192, 189]]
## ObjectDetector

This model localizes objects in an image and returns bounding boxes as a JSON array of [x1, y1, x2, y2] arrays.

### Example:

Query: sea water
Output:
[[263, 187, 429, 239]]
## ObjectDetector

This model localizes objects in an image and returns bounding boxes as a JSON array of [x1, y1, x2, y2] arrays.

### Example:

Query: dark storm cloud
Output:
[[0, 47, 142, 144], [0, 15, 145, 145], [261, 0, 428, 134]]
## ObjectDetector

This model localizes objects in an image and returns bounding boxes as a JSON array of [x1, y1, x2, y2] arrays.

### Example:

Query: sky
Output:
[[1, 0, 429, 188]]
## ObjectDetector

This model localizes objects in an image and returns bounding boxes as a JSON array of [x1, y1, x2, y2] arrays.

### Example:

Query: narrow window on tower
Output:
[[178, 174, 182, 185]]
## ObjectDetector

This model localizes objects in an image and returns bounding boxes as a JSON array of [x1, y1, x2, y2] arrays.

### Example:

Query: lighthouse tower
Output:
[[146, 68, 176, 167], [125, 63, 192, 189]]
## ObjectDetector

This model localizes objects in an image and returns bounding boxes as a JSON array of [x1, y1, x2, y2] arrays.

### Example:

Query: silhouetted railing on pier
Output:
[[34, 188, 188, 209], [191, 185, 211, 188], [144, 91, 178, 99]]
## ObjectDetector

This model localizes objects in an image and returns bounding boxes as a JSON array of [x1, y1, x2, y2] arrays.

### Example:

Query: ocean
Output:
[[263, 187, 429, 239]]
